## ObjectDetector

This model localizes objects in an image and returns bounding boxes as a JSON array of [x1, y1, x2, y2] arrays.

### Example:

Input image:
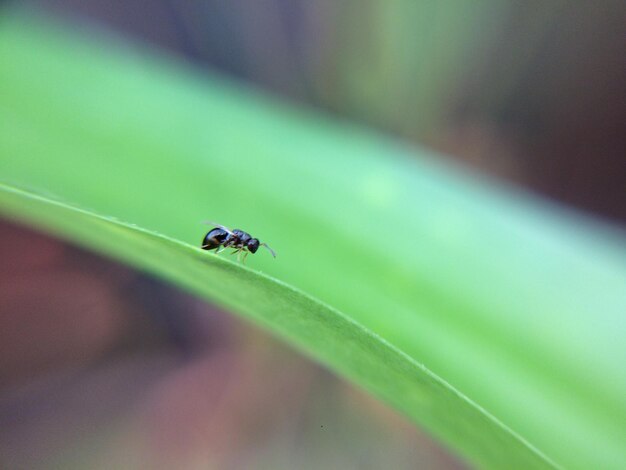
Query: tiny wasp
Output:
[[201, 222, 276, 263]]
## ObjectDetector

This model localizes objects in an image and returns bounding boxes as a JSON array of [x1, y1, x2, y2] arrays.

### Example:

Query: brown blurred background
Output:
[[0, 219, 464, 469], [1, 1, 625, 468]]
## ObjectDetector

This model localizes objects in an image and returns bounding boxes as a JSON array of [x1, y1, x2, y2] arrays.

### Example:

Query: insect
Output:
[[201, 222, 276, 263]]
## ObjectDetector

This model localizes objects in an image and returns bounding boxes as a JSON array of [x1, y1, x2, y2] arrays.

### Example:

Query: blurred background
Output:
[[1, 1, 624, 468]]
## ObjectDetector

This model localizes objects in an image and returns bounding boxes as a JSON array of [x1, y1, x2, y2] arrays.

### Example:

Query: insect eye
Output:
[[248, 239, 260, 253]]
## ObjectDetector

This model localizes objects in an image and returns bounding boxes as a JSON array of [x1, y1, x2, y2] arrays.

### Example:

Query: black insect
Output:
[[201, 222, 276, 262]]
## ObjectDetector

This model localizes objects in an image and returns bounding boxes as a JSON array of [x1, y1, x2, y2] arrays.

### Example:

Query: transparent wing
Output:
[[202, 221, 234, 235]]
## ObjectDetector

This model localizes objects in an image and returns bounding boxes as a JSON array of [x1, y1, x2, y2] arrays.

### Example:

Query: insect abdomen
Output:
[[202, 228, 229, 250]]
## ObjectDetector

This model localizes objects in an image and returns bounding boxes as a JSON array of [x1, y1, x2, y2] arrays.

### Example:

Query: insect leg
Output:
[[229, 248, 242, 262]]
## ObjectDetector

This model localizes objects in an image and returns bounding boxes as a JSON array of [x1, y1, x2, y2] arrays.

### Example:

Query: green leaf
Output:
[[1, 11, 624, 469]]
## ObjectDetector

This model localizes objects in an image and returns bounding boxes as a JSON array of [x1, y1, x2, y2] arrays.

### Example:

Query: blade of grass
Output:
[[1, 10, 625, 469], [0, 183, 556, 469]]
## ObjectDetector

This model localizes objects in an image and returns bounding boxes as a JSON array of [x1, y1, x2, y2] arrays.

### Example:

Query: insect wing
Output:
[[202, 221, 234, 235]]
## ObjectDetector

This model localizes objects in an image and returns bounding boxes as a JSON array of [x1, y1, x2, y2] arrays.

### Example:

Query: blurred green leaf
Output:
[[1, 11, 625, 469]]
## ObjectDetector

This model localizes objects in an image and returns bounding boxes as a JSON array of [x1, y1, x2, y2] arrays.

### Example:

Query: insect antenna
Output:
[[260, 243, 276, 258]]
